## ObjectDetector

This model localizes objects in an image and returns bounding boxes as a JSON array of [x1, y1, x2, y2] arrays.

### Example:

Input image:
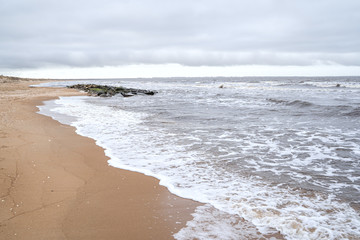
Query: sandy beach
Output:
[[0, 77, 199, 240]]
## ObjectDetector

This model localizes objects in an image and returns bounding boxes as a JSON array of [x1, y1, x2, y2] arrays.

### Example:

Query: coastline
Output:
[[0, 79, 199, 239]]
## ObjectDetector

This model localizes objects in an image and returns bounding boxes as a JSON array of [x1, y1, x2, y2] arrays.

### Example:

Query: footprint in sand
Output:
[[0, 131, 8, 138]]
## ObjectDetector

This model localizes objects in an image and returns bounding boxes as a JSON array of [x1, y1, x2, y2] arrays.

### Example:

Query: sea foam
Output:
[[36, 77, 360, 240]]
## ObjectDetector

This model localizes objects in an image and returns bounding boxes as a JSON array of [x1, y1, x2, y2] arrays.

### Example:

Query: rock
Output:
[[121, 92, 135, 97], [67, 84, 158, 97]]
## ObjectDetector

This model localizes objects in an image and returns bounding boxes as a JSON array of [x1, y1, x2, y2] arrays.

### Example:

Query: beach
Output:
[[34, 77, 360, 239], [0, 78, 199, 240], [2, 76, 360, 239]]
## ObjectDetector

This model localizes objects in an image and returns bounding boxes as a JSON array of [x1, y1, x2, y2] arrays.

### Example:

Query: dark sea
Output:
[[36, 77, 360, 240]]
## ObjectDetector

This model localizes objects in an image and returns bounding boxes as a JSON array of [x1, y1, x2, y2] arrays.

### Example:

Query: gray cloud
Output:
[[1, 0, 360, 69]]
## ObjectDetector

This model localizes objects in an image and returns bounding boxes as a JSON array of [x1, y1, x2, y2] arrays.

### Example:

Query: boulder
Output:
[[67, 84, 158, 97]]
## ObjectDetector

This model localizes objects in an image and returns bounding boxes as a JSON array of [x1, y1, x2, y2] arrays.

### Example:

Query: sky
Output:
[[1, 0, 360, 78]]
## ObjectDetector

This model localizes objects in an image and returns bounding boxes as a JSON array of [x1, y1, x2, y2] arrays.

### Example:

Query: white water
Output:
[[36, 77, 360, 240]]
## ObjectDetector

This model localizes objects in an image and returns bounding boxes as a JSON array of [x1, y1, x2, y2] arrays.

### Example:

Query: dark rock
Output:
[[121, 92, 135, 97], [67, 84, 158, 97]]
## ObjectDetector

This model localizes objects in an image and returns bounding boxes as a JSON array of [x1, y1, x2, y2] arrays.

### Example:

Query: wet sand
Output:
[[0, 78, 199, 240]]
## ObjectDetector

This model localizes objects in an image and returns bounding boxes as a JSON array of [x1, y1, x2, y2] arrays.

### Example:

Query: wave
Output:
[[287, 100, 314, 107], [268, 98, 360, 117], [267, 98, 314, 108], [322, 105, 360, 117], [344, 107, 360, 117], [275, 83, 317, 88], [267, 98, 288, 104]]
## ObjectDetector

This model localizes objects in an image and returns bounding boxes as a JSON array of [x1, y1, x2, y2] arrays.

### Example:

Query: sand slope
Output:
[[0, 79, 198, 240]]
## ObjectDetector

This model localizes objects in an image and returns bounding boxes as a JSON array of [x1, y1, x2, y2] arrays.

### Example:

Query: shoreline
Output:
[[0, 79, 199, 239]]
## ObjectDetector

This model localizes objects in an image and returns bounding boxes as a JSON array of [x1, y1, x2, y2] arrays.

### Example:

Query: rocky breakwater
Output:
[[68, 84, 158, 97]]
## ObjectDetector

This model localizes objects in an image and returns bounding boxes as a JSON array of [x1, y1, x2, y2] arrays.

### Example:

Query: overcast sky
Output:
[[1, 0, 360, 77]]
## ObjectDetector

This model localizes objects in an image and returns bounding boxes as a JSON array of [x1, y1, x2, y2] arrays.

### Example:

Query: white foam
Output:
[[36, 81, 360, 240], [174, 204, 280, 240]]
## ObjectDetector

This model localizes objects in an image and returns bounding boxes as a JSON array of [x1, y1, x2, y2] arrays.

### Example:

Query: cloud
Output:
[[0, 0, 360, 69]]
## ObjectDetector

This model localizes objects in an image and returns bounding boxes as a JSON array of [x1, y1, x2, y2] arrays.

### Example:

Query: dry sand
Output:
[[0, 78, 199, 240]]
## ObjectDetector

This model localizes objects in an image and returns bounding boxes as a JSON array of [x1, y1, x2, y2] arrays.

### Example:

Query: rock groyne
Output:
[[68, 84, 158, 97]]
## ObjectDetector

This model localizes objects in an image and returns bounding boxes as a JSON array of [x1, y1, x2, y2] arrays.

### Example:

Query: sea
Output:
[[35, 77, 360, 240]]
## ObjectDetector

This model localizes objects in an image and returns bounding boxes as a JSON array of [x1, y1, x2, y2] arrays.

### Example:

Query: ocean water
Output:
[[36, 77, 360, 240]]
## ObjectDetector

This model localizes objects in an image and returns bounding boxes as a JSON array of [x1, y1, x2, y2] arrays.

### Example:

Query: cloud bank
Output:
[[1, 0, 360, 69]]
